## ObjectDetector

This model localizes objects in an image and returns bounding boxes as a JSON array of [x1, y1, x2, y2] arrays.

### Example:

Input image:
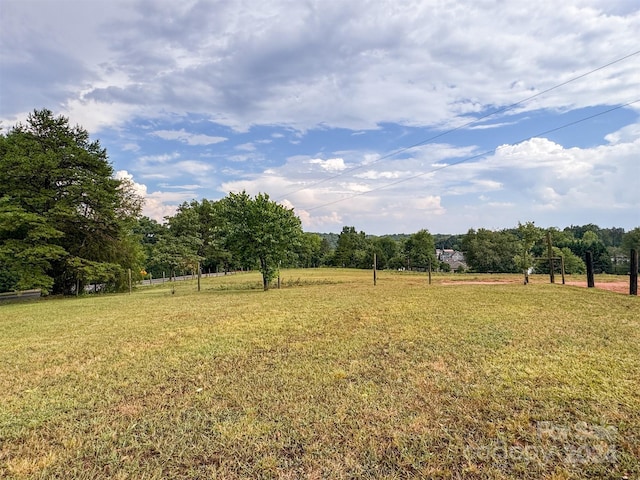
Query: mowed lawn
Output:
[[1, 270, 638, 479]]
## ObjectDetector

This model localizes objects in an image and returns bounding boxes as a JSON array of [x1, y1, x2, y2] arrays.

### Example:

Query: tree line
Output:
[[2, 110, 638, 295], [461, 224, 639, 275], [137, 221, 442, 278], [134, 216, 640, 283]]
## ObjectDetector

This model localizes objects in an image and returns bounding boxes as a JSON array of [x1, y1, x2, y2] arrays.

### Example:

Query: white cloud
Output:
[[410, 195, 445, 213], [114, 170, 194, 221], [175, 160, 213, 175], [356, 170, 402, 180], [468, 120, 519, 130], [152, 129, 227, 145], [235, 142, 256, 151], [157, 183, 202, 190], [309, 157, 347, 172], [122, 142, 141, 152], [294, 208, 343, 232], [143, 192, 188, 222], [132, 151, 213, 181], [3, 0, 639, 234], [114, 169, 147, 197], [455, 133, 640, 222], [138, 152, 180, 164], [6, 1, 638, 133], [605, 121, 640, 144], [61, 100, 139, 136]]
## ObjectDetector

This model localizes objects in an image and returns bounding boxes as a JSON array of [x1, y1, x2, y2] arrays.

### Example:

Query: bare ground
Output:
[[564, 280, 633, 294], [441, 278, 635, 294]]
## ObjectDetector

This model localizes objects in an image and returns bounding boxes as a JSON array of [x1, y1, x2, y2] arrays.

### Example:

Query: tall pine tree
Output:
[[0, 109, 143, 294]]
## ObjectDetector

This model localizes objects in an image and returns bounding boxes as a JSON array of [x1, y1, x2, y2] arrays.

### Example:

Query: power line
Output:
[[276, 49, 640, 201], [305, 98, 640, 212]]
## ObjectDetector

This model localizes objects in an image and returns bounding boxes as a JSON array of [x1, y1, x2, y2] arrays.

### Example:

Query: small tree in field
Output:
[[221, 191, 303, 290], [404, 229, 436, 270], [514, 221, 541, 283]]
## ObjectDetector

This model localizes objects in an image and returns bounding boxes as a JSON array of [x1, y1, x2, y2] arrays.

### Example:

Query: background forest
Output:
[[1, 111, 639, 295]]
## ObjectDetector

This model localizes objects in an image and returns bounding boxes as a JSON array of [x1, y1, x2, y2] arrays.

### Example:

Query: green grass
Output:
[[1, 270, 639, 479]]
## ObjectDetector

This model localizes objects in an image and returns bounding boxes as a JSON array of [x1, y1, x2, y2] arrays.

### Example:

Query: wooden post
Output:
[[373, 253, 377, 286], [162, 271, 165, 284], [428, 261, 432, 285], [197, 262, 201, 292], [586, 251, 595, 288], [546, 231, 555, 284], [128, 268, 132, 294], [630, 249, 638, 296], [560, 255, 565, 285]]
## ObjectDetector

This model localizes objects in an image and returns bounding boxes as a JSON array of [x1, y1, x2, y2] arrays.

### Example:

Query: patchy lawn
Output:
[[1, 270, 638, 479]]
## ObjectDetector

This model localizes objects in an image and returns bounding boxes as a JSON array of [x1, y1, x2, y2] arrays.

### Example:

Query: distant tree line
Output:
[[140, 193, 303, 290], [2, 110, 638, 295], [0, 110, 303, 293], [137, 216, 639, 279], [461, 224, 640, 275]]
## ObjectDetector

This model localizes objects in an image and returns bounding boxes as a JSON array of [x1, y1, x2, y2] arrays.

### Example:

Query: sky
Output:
[[1, 0, 639, 235]]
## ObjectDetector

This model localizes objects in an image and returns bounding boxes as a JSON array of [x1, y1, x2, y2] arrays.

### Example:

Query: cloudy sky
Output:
[[1, 0, 639, 234]]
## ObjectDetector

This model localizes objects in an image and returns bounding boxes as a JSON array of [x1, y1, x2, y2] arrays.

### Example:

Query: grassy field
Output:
[[1, 269, 639, 479]]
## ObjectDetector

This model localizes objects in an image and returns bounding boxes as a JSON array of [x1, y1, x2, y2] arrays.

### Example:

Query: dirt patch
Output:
[[442, 279, 635, 294], [564, 281, 632, 295], [441, 280, 519, 286]]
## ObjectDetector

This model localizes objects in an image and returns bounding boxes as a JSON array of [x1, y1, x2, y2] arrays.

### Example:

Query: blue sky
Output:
[[1, 0, 639, 234]]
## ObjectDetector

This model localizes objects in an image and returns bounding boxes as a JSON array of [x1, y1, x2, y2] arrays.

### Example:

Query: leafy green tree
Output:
[[534, 246, 586, 275], [404, 229, 436, 270], [168, 199, 231, 273], [557, 247, 586, 274], [317, 237, 332, 266], [569, 232, 612, 274], [541, 225, 613, 274], [133, 216, 169, 278], [563, 224, 601, 241], [374, 236, 399, 269], [545, 227, 575, 248], [599, 227, 625, 247], [151, 234, 203, 280], [221, 191, 303, 290], [513, 222, 542, 283], [0, 198, 66, 293], [295, 232, 325, 268], [461, 228, 519, 273], [0, 109, 143, 294], [434, 234, 464, 250], [622, 227, 640, 273], [439, 261, 451, 272], [622, 227, 640, 254], [332, 226, 371, 268]]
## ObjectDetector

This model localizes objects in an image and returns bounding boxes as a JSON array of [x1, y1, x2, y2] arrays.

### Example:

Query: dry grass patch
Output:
[[1, 270, 639, 479]]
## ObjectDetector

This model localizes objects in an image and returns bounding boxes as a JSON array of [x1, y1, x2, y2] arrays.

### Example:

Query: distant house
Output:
[[436, 249, 467, 271]]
